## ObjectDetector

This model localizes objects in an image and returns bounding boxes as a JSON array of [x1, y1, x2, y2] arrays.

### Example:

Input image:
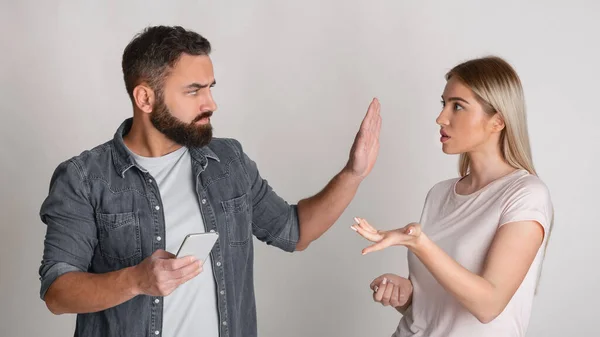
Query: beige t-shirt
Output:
[[393, 169, 553, 337]]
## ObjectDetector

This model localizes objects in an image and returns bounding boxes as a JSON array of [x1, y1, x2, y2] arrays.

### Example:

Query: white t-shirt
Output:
[[393, 169, 553, 337], [130, 147, 219, 337]]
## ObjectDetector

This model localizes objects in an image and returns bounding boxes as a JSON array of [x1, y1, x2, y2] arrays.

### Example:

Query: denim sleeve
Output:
[[38, 159, 98, 300], [228, 140, 300, 252]]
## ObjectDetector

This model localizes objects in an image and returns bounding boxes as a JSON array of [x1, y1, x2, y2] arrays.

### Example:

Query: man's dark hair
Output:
[[121, 25, 211, 101]]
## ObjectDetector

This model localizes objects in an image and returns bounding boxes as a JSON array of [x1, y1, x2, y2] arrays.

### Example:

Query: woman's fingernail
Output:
[[382, 278, 388, 285], [354, 217, 360, 224], [351, 226, 357, 232]]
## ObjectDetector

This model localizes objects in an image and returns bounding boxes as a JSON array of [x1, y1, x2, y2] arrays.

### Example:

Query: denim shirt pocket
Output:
[[96, 211, 142, 263], [221, 194, 252, 246]]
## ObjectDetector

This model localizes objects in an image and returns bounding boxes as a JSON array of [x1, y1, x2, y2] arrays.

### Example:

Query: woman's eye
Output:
[[454, 103, 463, 111]]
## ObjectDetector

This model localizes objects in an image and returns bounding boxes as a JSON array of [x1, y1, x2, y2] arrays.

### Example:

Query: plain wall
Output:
[[1, 1, 598, 336]]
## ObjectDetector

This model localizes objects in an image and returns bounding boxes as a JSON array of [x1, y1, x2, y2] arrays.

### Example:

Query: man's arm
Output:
[[237, 98, 381, 252], [45, 268, 137, 314], [295, 171, 362, 250], [44, 251, 201, 315], [295, 98, 381, 250]]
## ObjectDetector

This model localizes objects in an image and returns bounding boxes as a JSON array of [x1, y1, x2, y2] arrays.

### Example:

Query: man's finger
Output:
[[177, 265, 203, 287], [171, 260, 203, 279], [360, 101, 374, 128], [374, 115, 382, 138], [164, 256, 199, 271], [360, 98, 378, 130], [369, 103, 381, 134]]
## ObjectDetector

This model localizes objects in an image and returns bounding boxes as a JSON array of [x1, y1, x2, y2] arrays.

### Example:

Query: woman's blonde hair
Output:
[[446, 56, 553, 293], [446, 56, 536, 177]]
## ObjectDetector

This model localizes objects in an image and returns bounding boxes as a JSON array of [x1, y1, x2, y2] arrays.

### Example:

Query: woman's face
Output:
[[436, 77, 502, 155]]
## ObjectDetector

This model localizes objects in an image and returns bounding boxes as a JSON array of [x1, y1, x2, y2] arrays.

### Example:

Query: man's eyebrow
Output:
[[184, 80, 216, 90]]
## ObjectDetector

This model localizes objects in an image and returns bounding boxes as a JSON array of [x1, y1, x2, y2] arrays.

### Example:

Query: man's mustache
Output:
[[192, 111, 213, 124]]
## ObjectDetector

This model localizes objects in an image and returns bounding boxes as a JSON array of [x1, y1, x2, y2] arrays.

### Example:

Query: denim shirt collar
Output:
[[111, 118, 220, 177]]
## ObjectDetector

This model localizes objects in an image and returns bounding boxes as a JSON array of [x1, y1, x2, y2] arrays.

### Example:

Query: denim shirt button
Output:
[[201, 199, 207, 204], [156, 236, 161, 242], [155, 205, 160, 211]]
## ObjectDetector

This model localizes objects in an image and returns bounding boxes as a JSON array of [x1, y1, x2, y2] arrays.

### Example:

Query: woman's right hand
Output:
[[370, 273, 413, 310]]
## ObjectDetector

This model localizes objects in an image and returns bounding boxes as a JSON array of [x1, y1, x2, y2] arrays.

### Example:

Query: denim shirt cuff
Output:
[[40, 262, 83, 300], [278, 205, 301, 252]]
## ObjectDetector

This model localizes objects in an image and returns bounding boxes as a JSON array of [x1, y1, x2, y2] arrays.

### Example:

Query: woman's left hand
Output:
[[351, 217, 423, 254]]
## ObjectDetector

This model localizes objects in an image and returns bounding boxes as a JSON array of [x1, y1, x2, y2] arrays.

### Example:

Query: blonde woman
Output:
[[351, 56, 553, 337]]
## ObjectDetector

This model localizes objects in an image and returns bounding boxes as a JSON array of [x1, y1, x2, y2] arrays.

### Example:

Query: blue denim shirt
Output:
[[39, 118, 300, 337]]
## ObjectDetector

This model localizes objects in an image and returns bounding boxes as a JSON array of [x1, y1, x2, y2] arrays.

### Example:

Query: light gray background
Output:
[[1, 1, 598, 336]]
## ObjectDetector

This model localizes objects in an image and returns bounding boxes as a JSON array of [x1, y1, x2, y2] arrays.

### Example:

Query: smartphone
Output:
[[175, 232, 219, 261]]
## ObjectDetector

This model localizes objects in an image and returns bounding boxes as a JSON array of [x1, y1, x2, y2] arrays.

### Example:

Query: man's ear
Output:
[[132, 83, 156, 114]]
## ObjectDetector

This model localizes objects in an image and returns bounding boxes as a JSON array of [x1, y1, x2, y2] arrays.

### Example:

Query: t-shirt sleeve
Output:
[[498, 176, 553, 240]]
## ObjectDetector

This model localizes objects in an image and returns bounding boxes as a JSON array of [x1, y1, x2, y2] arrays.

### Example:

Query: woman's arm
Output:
[[412, 221, 543, 323], [352, 219, 544, 323]]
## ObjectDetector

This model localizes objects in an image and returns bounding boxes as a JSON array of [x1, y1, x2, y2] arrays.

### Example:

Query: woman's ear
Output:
[[491, 113, 506, 133]]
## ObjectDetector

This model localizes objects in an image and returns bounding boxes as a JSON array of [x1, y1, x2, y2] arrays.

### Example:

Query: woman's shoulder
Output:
[[504, 170, 551, 200], [498, 171, 554, 225]]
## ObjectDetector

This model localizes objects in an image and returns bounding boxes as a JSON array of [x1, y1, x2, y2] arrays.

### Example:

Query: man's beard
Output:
[[150, 97, 213, 148]]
